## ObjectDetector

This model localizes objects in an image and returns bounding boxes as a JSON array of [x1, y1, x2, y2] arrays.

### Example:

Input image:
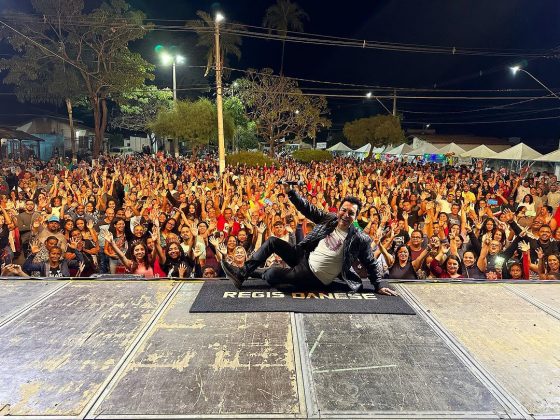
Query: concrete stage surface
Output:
[[0, 279, 558, 419]]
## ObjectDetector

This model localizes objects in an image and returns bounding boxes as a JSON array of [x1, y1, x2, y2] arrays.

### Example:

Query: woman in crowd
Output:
[[517, 194, 536, 217], [62, 219, 75, 241], [153, 225, 194, 278], [104, 231, 154, 278], [104, 217, 129, 274], [537, 247, 560, 280], [382, 244, 429, 280], [430, 253, 464, 279], [460, 250, 485, 279]]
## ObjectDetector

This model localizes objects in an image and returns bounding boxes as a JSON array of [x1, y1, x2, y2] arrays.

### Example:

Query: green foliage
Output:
[[292, 149, 333, 163], [149, 98, 235, 151], [0, 0, 154, 157], [226, 151, 278, 168], [111, 85, 173, 132], [236, 122, 260, 151], [224, 96, 249, 128], [343, 115, 406, 148], [236, 68, 331, 156]]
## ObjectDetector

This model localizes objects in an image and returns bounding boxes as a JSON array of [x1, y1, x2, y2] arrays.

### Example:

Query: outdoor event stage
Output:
[[0, 279, 559, 419]]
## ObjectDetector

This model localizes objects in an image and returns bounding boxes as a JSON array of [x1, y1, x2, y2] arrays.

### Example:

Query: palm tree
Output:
[[262, 0, 309, 75], [190, 11, 246, 78]]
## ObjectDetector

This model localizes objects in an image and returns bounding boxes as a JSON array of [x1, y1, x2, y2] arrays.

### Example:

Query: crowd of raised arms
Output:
[[0, 153, 559, 281]]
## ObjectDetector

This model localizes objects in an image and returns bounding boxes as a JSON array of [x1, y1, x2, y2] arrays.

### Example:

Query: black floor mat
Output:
[[189, 279, 415, 314]]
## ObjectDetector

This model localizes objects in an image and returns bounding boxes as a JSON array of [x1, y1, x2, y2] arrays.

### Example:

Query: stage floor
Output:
[[0, 279, 558, 419]]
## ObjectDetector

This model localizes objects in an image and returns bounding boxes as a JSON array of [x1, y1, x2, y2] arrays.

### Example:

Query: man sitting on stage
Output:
[[222, 183, 397, 296]]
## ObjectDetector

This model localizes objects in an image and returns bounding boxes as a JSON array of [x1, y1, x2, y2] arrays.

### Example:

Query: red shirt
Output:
[[217, 214, 240, 236]]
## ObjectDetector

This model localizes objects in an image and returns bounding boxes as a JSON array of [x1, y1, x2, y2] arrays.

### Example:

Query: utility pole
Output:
[[172, 59, 179, 157], [392, 89, 397, 116], [215, 14, 226, 175]]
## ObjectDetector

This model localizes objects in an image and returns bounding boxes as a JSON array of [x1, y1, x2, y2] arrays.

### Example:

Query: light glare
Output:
[[160, 52, 172, 66]]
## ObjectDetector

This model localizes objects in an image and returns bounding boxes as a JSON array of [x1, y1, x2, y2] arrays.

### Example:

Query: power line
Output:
[[402, 115, 560, 125], [397, 93, 558, 114], [1, 13, 556, 58]]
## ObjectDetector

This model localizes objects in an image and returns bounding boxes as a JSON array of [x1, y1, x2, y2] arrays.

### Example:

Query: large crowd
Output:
[[1, 152, 559, 281]]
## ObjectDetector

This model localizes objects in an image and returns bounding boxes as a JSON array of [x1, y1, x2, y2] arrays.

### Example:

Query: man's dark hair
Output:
[[341, 196, 362, 214]]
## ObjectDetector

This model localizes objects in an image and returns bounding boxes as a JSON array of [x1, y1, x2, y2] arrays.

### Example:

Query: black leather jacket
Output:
[[288, 190, 387, 291]]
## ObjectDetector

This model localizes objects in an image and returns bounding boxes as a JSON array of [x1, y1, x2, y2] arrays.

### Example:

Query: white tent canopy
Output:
[[437, 142, 466, 155], [371, 145, 388, 154], [460, 144, 499, 159], [385, 144, 414, 155], [327, 142, 353, 152], [352, 143, 372, 160], [407, 143, 440, 156], [535, 149, 560, 162], [492, 143, 542, 161], [353, 143, 372, 153]]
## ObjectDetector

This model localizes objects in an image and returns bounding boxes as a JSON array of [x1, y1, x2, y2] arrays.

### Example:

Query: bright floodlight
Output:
[[366, 92, 372, 98], [426, 124, 430, 128], [160, 52, 173, 66], [215, 12, 225, 22], [176, 55, 186, 64], [510, 66, 521, 75], [295, 109, 300, 114]]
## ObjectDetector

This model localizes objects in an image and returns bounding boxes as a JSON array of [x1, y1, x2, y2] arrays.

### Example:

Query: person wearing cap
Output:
[[32, 214, 67, 252], [222, 183, 397, 296]]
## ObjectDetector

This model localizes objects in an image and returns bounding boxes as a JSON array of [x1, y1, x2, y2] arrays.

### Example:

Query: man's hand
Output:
[[377, 287, 398, 296]]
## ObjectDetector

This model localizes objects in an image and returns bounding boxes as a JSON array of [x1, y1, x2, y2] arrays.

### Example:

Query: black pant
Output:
[[244, 237, 324, 288]]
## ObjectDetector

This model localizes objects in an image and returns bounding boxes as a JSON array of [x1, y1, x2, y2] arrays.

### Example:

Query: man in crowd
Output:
[[222, 183, 397, 295]]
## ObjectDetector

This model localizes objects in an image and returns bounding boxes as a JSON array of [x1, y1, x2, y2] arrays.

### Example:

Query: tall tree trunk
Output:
[[91, 96, 108, 159], [280, 39, 286, 76], [101, 98, 108, 155], [92, 96, 102, 158], [65, 98, 76, 162]]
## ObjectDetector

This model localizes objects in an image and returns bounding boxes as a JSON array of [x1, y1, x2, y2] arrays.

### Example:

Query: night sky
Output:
[[1, 0, 559, 150]]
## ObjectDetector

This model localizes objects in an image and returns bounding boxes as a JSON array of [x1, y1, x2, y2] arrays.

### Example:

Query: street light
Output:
[[157, 46, 186, 156], [215, 12, 226, 175], [159, 50, 185, 102], [366, 92, 372, 98], [509, 65, 560, 100]]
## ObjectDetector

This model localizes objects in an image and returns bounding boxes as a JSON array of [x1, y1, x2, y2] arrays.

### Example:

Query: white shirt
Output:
[[516, 186, 530, 203], [308, 227, 348, 285]]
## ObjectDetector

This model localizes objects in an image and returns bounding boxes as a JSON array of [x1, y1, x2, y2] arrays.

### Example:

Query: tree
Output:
[[149, 98, 234, 154], [189, 11, 246, 78], [0, 48, 83, 160], [110, 85, 173, 151], [236, 68, 330, 156], [0, 0, 154, 158], [263, 0, 309, 75], [223, 94, 257, 152], [236, 122, 260, 151], [343, 115, 406, 148]]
